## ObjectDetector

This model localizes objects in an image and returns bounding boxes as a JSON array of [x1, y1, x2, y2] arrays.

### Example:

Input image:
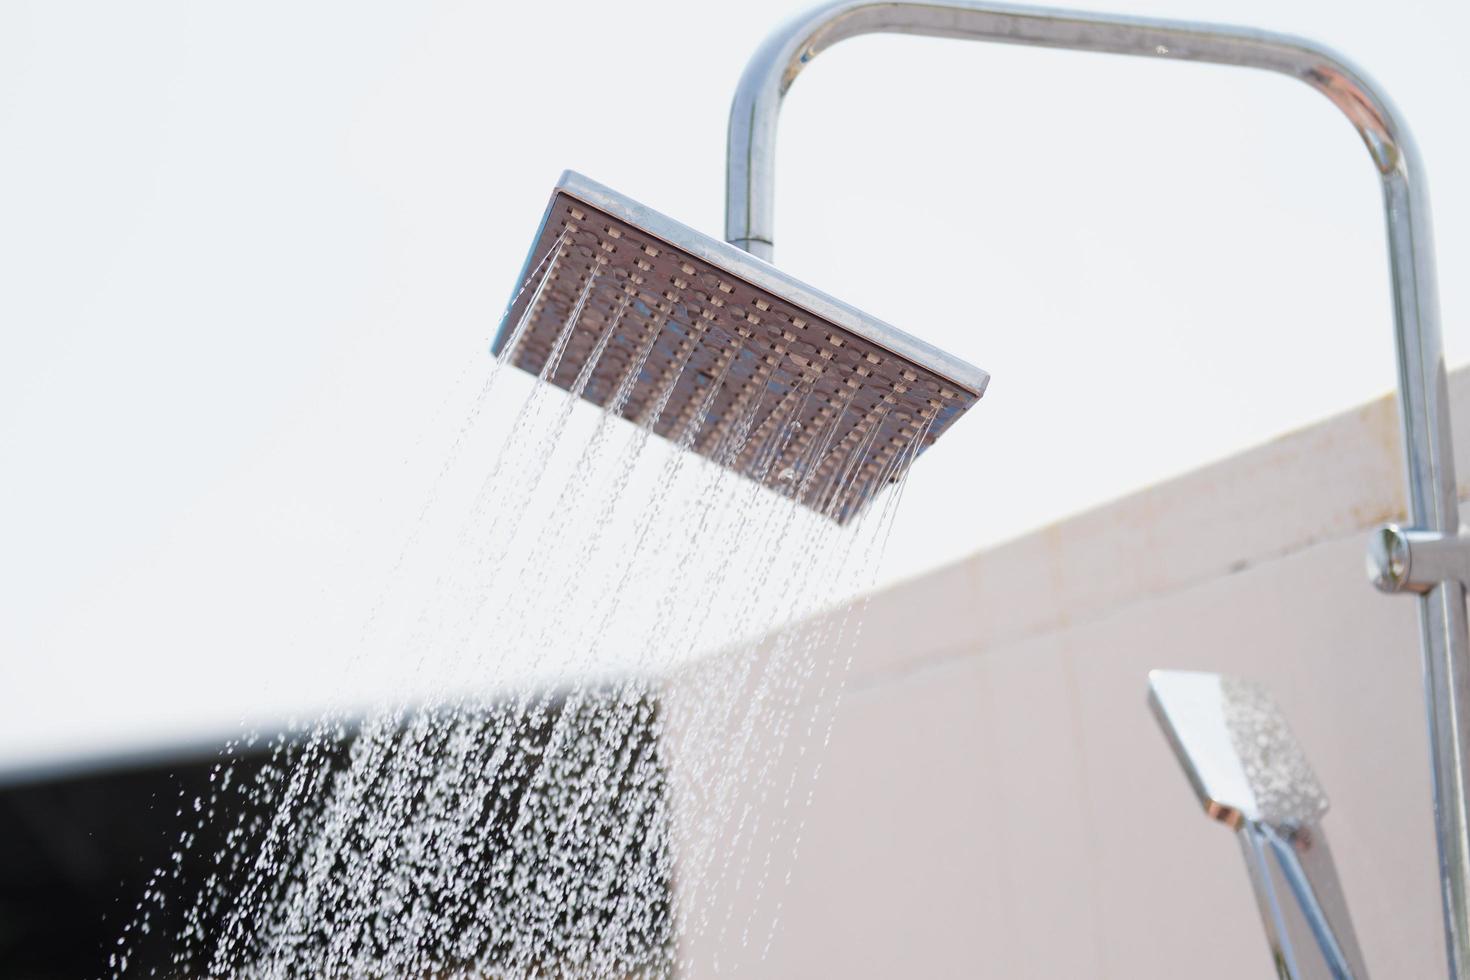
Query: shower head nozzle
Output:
[[1148, 669, 1329, 830], [492, 171, 988, 523]]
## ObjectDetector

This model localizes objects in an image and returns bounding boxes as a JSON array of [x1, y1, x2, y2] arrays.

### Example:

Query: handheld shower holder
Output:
[[1369, 526, 1470, 595], [724, 2, 1468, 975]]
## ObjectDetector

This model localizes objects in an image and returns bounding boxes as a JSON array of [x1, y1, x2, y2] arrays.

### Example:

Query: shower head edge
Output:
[[495, 170, 989, 401], [489, 170, 991, 523]]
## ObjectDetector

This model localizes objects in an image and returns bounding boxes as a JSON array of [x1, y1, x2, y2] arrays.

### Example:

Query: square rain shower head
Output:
[[491, 172, 989, 524]]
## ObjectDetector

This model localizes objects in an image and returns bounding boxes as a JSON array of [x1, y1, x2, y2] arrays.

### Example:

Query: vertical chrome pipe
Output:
[[725, 3, 1468, 974]]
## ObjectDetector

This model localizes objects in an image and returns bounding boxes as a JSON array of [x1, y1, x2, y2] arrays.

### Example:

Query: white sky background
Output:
[[2, 0, 1468, 769]]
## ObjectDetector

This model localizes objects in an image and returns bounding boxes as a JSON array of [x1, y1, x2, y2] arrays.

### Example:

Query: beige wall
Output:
[[670, 369, 1470, 977]]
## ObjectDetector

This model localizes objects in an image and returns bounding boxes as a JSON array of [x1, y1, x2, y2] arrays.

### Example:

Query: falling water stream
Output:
[[110, 249, 933, 979]]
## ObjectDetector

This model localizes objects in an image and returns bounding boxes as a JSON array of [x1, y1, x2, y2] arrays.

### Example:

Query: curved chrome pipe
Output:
[[725, 3, 1467, 974]]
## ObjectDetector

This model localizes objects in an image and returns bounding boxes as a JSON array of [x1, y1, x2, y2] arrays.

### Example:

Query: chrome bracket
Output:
[[1368, 525, 1470, 594]]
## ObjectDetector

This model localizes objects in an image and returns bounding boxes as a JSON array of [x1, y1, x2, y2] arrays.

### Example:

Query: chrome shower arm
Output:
[[725, 3, 1469, 976], [726, 2, 1413, 256]]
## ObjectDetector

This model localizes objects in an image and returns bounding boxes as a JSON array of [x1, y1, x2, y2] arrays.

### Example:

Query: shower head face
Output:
[[492, 171, 989, 523], [1148, 670, 1329, 830]]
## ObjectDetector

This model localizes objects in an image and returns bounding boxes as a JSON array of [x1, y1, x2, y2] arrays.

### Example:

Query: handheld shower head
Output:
[[1149, 670, 1369, 979], [492, 171, 988, 523]]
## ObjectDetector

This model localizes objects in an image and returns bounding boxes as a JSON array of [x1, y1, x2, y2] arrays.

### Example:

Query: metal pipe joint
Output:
[[1369, 524, 1470, 595]]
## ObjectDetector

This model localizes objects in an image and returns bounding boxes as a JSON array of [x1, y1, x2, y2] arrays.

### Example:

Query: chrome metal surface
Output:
[[1239, 821, 1368, 980], [1148, 671, 1329, 830], [726, 5, 1467, 972], [1369, 525, 1470, 595], [1150, 671, 1369, 979], [492, 171, 988, 523]]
